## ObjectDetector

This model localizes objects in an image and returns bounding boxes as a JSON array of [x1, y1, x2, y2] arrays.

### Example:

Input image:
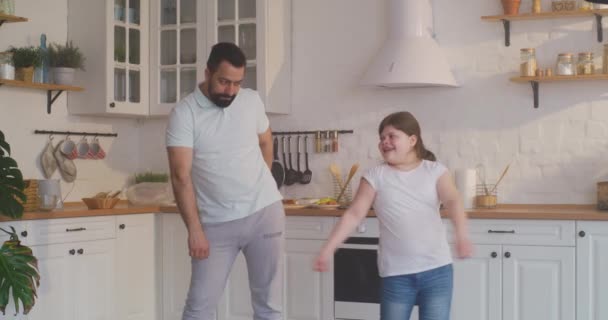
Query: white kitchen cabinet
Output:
[[150, 0, 292, 116], [116, 214, 158, 320], [577, 221, 608, 320], [217, 252, 253, 320], [448, 219, 575, 320], [67, 0, 150, 116], [161, 213, 192, 320]]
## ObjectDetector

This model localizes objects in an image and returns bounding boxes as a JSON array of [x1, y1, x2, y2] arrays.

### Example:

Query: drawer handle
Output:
[[77, 248, 84, 255], [66, 227, 87, 232], [491, 252, 498, 258], [488, 230, 515, 234], [20, 231, 28, 237], [504, 251, 511, 258], [119, 224, 126, 230], [69, 249, 76, 255], [579, 231, 586, 237]]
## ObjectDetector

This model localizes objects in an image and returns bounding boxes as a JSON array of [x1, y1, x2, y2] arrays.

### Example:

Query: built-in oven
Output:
[[334, 219, 381, 320]]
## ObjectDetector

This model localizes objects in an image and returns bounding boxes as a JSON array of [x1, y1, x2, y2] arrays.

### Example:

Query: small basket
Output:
[[19, 179, 40, 212], [332, 175, 352, 205], [82, 197, 120, 210], [475, 184, 497, 209], [597, 181, 608, 211]]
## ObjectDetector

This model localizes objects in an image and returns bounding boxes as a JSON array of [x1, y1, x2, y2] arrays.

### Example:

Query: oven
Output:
[[334, 219, 381, 320]]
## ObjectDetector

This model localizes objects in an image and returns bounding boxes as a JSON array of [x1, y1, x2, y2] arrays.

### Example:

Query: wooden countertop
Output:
[[2, 203, 608, 222]]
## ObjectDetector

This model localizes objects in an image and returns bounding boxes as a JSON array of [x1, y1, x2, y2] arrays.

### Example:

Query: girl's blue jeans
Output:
[[380, 264, 453, 320]]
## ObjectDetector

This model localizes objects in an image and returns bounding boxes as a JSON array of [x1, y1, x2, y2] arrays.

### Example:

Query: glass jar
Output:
[[520, 48, 537, 77], [0, 51, 14, 80], [556, 53, 575, 75], [577, 52, 595, 75]]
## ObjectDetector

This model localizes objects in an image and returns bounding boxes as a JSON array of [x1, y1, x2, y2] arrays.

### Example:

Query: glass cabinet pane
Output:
[[181, 0, 196, 23], [161, 30, 177, 65], [114, 68, 126, 101], [180, 29, 197, 64], [218, 25, 235, 43], [180, 68, 197, 99], [129, 28, 140, 65], [129, 70, 140, 102], [161, 0, 177, 25], [114, 0, 126, 22], [218, 0, 235, 21], [161, 69, 177, 103], [128, 0, 140, 25], [238, 0, 256, 19], [239, 24, 256, 59], [114, 26, 126, 62], [244, 66, 256, 89]]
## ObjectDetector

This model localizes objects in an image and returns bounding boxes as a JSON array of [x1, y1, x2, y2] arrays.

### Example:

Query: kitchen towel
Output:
[[455, 168, 476, 209]]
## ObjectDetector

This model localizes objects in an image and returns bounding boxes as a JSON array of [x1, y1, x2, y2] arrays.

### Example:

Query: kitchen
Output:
[[1, 0, 608, 319]]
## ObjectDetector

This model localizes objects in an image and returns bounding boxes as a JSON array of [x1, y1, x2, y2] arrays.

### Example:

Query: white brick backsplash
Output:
[[586, 121, 608, 139]]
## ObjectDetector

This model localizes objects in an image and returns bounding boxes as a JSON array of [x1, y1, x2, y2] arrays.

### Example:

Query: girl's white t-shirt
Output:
[[363, 160, 452, 277]]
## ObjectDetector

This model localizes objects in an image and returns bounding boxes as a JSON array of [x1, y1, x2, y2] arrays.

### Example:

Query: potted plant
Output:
[[501, 0, 521, 15], [47, 41, 85, 85], [0, 130, 40, 316], [9, 46, 42, 83], [126, 171, 174, 205]]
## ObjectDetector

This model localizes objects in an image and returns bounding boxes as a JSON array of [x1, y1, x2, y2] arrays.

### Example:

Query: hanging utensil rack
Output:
[[272, 130, 353, 135], [34, 130, 118, 137]]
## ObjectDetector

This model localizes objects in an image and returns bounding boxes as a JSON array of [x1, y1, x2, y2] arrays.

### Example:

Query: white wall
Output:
[[3, 0, 608, 205]]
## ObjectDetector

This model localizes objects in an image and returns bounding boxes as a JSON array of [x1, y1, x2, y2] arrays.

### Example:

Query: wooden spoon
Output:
[[329, 163, 344, 190], [336, 163, 359, 203]]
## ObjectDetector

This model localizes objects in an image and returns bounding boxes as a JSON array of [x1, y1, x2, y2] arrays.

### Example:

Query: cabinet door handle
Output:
[[491, 252, 498, 258], [119, 224, 126, 230], [20, 230, 28, 237], [69, 249, 76, 255], [488, 230, 515, 234], [579, 231, 586, 237], [109, 102, 115, 108], [77, 248, 84, 255], [66, 227, 86, 232], [504, 252, 511, 258]]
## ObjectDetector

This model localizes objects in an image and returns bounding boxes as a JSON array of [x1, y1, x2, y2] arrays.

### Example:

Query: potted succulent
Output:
[[9, 46, 42, 83], [0, 130, 40, 315], [47, 41, 85, 85], [501, 0, 521, 15]]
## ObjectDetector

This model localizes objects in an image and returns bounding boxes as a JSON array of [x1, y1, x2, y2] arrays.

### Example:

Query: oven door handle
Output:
[[339, 243, 378, 250]]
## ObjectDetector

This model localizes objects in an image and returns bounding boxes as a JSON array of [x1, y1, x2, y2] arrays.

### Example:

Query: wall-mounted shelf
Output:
[[0, 13, 28, 26], [510, 74, 608, 108], [481, 9, 608, 46], [0, 79, 84, 114]]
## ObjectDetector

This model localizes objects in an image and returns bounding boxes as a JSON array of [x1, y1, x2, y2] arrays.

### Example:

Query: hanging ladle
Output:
[[300, 136, 312, 184]]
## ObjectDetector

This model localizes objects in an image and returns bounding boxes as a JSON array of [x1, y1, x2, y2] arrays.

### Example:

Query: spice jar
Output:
[[556, 53, 575, 75], [603, 44, 608, 74], [520, 48, 537, 77], [577, 52, 595, 75], [533, 0, 542, 13]]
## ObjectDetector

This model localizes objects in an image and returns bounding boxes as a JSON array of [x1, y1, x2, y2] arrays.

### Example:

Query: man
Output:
[[166, 42, 284, 320]]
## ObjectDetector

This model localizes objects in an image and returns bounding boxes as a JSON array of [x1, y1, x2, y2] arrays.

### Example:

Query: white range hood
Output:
[[361, 0, 458, 88]]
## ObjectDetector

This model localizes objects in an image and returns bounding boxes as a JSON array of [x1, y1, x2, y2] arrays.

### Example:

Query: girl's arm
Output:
[[313, 178, 376, 271], [437, 171, 473, 259]]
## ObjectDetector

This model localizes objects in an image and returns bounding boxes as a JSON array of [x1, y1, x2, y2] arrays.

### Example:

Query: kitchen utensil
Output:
[[294, 136, 303, 183], [271, 137, 284, 188], [281, 136, 291, 185], [336, 163, 359, 203], [301, 136, 312, 184], [329, 163, 344, 190], [489, 164, 511, 194], [38, 179, 64, 209], [284, 136, 297, 186]]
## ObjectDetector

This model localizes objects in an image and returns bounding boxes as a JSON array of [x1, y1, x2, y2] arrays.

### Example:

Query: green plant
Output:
[[114, 47, 125, 63], [0, 227, 39, 315], [135, 172, 169, 184], [47, 41, 85, 70], [8, 46, 42, 69], [0, 130, 25, 219]]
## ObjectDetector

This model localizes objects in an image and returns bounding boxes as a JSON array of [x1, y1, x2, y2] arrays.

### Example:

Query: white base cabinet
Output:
[[577, 221, 608, 320], [161, 214, 192, 320]]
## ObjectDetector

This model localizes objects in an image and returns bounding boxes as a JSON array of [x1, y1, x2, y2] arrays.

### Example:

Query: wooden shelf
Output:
[[509, 74, 608, 108], [0, 79, 84, 114], [481, 9, 608, 22], [0, 13, 28, 25], [482, 9, 608, 46]]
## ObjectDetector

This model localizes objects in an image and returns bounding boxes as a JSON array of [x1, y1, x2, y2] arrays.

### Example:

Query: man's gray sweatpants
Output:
[[182, 201, 285, 320]]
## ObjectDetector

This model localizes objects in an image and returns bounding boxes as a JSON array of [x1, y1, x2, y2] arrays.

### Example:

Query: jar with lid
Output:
[[556, 53, 575, 75], [520, 48, 537, 77], [0, 51, 14, 80], [577, 52, 595, 75], [603, 44, 608, 74]]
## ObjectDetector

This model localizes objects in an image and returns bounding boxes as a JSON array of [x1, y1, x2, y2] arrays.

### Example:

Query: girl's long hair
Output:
[[378, 111, 436, 161]]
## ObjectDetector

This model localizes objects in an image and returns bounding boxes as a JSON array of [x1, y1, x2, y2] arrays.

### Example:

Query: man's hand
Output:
[[188, 228, 210, 259]]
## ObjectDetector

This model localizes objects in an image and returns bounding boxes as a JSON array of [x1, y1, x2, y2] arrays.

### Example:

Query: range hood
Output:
[[361, 0, 458, 88]]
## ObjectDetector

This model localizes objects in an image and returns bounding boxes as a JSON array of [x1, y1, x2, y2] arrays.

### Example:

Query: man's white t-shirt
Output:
[[364, 160, 452, 277], [166, 86, 282, 223]]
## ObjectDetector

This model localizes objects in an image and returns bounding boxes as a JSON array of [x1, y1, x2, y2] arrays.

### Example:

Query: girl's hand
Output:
[[313, 250, 332, 272], [455, 235, 473, 259]]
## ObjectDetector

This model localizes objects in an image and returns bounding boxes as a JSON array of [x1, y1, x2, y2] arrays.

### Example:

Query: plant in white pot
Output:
[[47, 41, 85, 85]]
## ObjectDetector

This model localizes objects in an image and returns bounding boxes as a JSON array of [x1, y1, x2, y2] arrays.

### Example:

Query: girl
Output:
[[313, 111, 472, 320]]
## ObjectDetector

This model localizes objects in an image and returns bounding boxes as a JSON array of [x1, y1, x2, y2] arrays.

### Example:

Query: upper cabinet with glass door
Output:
[[211, 0, 292, 114], [149, 0, 202, 116], [150, 0, 292, 116], [67, 0, 149, 117]]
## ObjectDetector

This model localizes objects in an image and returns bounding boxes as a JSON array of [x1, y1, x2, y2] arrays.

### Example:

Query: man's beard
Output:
[[208, 82, 236, 108]]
